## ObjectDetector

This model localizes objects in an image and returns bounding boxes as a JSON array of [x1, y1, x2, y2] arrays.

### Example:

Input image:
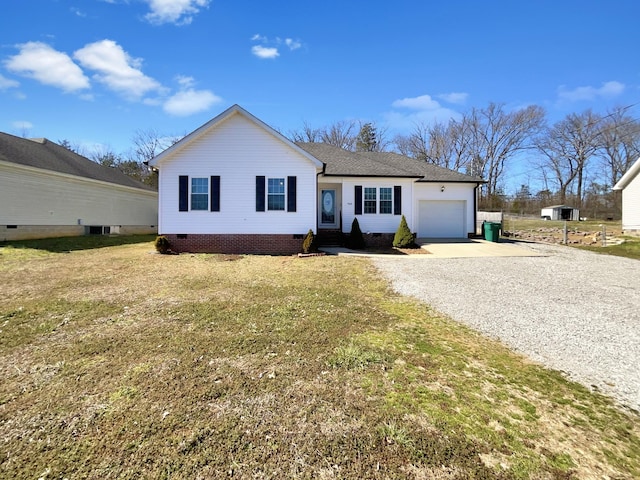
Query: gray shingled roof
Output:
[[0, 132, 154, 191], [297, 142, 483, 182]]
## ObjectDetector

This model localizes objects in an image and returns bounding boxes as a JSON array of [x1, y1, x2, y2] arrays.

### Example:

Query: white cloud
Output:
[[250, 34, 303, 58], [163, 88, 221, 116], [251, 45, 279, 59], [0, 74, 19, 90], [144, 0, 210, 25], [392, 94, 441, 110], [74, 40, 162, 99], [175, 75, 195, 88], [12, 120, 33, 131], [557, 81, 625, 102], [386, 94, 461, 131], [437, 92, 468, 105], [285, 38, 302, 50], [4, 42, 90, 92]]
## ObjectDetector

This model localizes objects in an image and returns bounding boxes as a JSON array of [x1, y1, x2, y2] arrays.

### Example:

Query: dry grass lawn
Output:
[[1, 236, 639, 479]]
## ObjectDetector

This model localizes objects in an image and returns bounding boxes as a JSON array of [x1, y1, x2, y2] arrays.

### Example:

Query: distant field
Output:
[[503, 215, 622, 235], [1, 237, 639, 478]]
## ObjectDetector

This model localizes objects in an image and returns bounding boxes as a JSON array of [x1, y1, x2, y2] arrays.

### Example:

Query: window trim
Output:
[[267, 177, 286, 211], [363, 187, 377, 214], [190, 177, 209, 211]]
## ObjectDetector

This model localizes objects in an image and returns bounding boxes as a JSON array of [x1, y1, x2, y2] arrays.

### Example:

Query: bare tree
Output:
[[596, 106, 640, 186], [393, 123, 429, 161], [320, 120, 357, 150], [288, 121, 321, 143], [535, 110, 601, 207], [131, 129, 181, 164], [465, 103, 546, 205]]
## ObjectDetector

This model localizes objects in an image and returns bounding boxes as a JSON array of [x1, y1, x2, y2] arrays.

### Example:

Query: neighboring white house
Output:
[[541, 205, 580, 221], [613, 157, 640, 234], [149, 105, 484, 254], [0, 133, 158, 241]]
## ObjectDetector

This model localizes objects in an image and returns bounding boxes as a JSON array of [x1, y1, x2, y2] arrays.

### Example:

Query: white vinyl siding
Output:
[[337, 178, 414, 233], [621, 170, 640, 231], [156, 113, 318, 235], [334, 178, 476, 236], [0, 160, 157, 227], [413, 183, 476, 238]]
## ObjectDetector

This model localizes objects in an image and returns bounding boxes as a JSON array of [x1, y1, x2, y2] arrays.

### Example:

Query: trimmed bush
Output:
[[349, 218, 366, 250], [154, 235, 171, 254], [302, 229, 315, 253], [393, 215, 415, 248]]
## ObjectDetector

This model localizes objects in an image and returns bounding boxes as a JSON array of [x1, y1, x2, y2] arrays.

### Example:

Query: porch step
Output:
[[317, 229, 344, 247]]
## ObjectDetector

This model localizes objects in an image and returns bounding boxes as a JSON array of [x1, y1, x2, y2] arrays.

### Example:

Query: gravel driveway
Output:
[[372, 242, 640, 410]]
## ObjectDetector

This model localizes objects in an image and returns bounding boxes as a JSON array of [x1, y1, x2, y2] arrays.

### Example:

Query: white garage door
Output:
[[418, 200, 466, 238]]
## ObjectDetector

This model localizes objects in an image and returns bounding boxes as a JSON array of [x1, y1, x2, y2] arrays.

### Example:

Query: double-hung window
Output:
[[355, 185, 401, 216], [190, 178, 209, 210], [364, 187, 377, 214], [379, 187, 392, 214], [267, 178, 285, 211]]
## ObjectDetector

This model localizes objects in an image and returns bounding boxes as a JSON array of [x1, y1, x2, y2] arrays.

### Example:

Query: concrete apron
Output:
[[415, 238, 544, 258], [321, 238, 544, 259]]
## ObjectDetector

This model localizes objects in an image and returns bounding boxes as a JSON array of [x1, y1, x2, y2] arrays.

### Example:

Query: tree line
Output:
[[61, 102, 639, 218], [290, 103, 640, 216]]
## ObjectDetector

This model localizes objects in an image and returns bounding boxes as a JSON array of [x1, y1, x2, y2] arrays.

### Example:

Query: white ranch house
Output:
[[613, 157, 640, 234], [0, 133, 158, 242], [149, 105, 484, 254]]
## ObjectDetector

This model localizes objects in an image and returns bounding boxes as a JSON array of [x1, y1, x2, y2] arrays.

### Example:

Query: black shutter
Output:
[[179, 175, 188, 211], [394, 185, 402, 215], [354, 185, 362, 215], [210, 176, 220, 212], [256, 176, 265, 211], [287, 176, 297, 212]]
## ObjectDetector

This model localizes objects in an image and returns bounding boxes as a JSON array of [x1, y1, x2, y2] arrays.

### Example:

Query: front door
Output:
[[321, 189, 336, 227]]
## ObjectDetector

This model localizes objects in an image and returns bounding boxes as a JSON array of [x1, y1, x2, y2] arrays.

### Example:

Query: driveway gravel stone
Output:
[[372, 241, 640, 410]]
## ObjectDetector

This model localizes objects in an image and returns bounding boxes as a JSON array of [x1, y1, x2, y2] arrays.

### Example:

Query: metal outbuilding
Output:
[[540, 205, 580, 221]]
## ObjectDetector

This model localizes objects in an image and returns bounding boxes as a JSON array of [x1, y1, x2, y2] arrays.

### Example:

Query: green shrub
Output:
[[154, 235, 171, 254], [349, 218, 366, 249], [393, 215, 415, 248], [302, 229, 315, 253]]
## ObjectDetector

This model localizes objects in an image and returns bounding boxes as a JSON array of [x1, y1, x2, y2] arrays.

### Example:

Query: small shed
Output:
[[541, 205, 580, 221]]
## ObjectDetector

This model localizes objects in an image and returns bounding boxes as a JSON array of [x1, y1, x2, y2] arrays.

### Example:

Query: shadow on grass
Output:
[[0, 234, 156, 253]]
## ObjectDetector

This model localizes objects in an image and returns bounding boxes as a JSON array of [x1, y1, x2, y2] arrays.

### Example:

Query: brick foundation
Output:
[[362, 233, 395, 248], [164, 233, 304, 255]]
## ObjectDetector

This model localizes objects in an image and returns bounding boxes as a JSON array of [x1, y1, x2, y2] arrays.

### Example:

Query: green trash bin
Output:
[[483, 222, 501, 242]]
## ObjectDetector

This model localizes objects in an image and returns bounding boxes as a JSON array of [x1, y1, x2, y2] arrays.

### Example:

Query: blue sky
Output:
[[1, 0, 638, 191]]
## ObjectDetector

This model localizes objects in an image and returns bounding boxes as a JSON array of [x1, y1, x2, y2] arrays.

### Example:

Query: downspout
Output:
[[473, 182, 480, 237], [315, 163, 326, 234]]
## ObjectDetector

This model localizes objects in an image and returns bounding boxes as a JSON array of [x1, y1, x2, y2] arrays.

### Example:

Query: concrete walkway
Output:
[[321, 238, 544, 259]]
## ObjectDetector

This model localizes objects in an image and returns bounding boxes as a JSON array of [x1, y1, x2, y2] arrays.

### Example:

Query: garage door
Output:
[[418, 200, 466, 238]]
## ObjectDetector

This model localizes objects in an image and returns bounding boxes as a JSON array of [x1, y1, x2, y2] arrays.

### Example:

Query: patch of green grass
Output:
[[0, 234, 155, 253], [0, 245, 638, 479], [578, 236, 640, 260]]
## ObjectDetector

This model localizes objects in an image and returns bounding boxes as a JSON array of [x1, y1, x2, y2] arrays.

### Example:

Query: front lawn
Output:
[[0, 239, 638, 478]]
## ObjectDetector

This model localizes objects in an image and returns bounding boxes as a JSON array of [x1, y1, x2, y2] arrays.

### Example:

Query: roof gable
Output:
[[149, 104, 323, 169], [613, 157, 640, 190], [0, 132, 153, 190]]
